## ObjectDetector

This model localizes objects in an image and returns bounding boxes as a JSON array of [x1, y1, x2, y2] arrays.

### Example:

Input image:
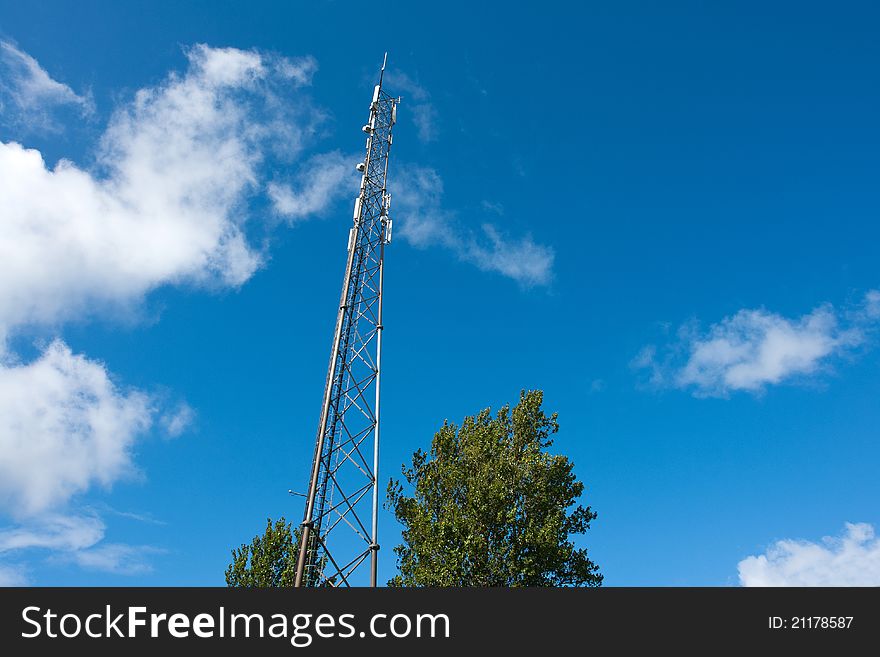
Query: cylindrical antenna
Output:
[[378, 52, 388, 89]]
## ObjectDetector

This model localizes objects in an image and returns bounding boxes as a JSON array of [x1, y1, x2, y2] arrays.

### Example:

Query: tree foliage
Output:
[[386, 390, 602, 587], [225, 517, 300, 587]]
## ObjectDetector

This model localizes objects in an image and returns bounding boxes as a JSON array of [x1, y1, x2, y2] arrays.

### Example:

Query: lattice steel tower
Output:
[[294, 55, 399, 587]]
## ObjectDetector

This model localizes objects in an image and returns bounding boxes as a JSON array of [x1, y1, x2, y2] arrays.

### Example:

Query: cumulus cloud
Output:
[[677, 307, 856, 393], [384, 70, 437, 143], [268, 150, 357, 222], [738, 523, 880, 586], [634, 292, 880, 397], [0, 40, 93, 131], [0, 338, 181, 573], [0, 341, 152, 517], [0, 44, 326, 337], [395, 165, 554, 286]]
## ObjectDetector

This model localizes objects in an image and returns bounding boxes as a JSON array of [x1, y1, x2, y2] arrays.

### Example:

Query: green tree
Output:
[[225, 517, 299, 587], [386, 390, 602, 587]]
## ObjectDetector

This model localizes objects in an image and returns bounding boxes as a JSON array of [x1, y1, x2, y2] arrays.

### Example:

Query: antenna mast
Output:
[[294, 55, 398, 587]]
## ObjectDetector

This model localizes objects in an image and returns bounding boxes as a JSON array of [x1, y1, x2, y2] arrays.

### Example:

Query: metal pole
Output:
[[370, 234, 385, 587]]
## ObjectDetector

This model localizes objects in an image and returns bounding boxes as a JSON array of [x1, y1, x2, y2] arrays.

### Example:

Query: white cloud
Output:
[[739, 523, 880, 586], [160, 402, 195, 439], [678, 307, 855, 393], [68, 543, 162, 575], [0, 514, 104, 552], [394, 166, 455, 248], [0, 40, 93, 131], [410, 103, 438, 143], [268, 150, 356, 222], [635, 292, 879, 396], [0, 341, 152, 517], [384, 70, 437, 143], [94, 505, 166, 526], [0, 44, 322, 339], [0, 513, 160, 576], [395, 165, 554, 286], [276, 55, 318, 86], [463, 224, 555, 287], [386, 70, 429, 103], [864, 290, 880, 319]]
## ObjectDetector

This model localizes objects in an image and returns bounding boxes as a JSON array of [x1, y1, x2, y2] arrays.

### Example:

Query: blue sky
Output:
[[1, 1, 879, 586]]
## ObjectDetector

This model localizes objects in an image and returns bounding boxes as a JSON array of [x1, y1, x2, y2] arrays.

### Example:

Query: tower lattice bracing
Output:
[[294, 57, 398, 587]]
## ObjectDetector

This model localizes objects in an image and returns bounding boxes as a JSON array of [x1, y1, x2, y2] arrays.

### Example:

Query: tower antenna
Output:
[[294, 55, 399, 587]]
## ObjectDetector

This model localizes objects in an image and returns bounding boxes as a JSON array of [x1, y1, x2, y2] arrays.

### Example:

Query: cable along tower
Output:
[[294, 56, 399, 587]]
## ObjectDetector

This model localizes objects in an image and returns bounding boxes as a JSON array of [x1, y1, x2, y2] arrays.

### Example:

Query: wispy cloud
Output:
[[66, 543, 164, 575], [89, 504, 167, 526], [384, 70, 437, 143], [160, 402, 195, 439], [0, 40, 93, 132], [461, 224, 555, 287], [275, 55, 318, 86], [267, 150, 357, 222], [0, 563, 27, 586], [633, 292, 880, 397], [0, 514, 104, 552], [0, 514, 163, 576], [410, 103, 438, 144], [738, 523, 880, 586], [395, 165, 554, 287], [480, 200, 505, 216]]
